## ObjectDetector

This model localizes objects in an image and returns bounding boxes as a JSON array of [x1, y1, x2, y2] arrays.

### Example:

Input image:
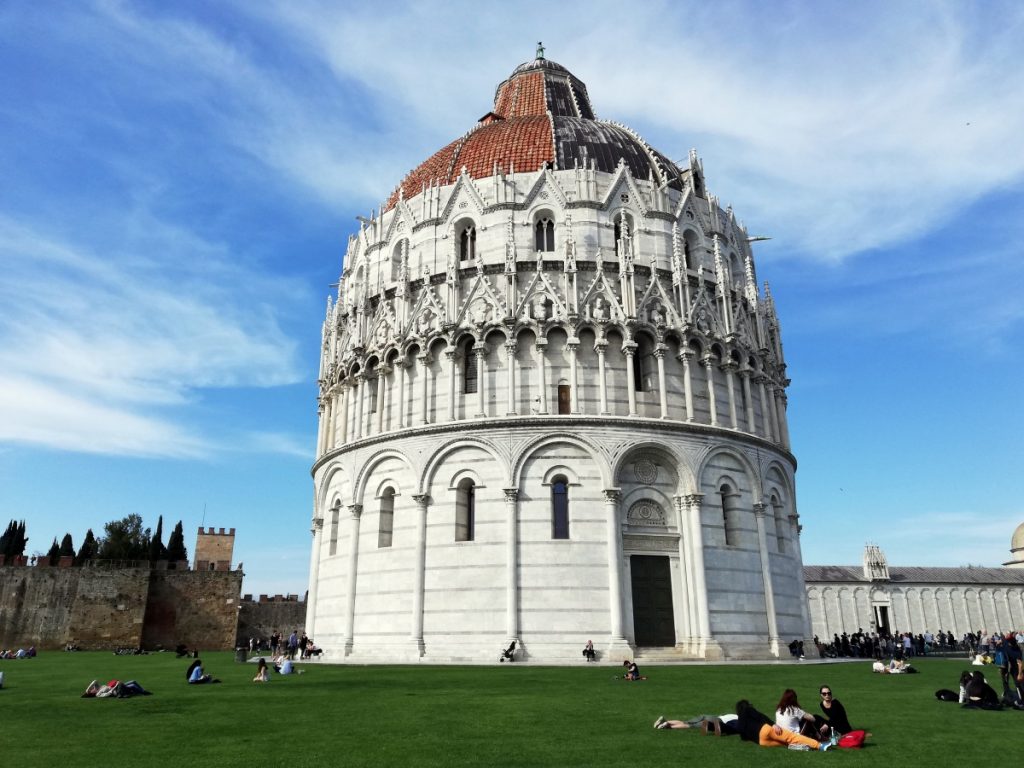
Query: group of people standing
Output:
[[655, 685, 861, 751]]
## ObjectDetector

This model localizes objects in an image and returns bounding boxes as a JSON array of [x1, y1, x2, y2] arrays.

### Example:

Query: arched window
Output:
[[329, 502, 340, 556], [719, 483, 737, 546], [535, 217, 555, 251], [551, 476, 569, 539], [632, 349, 643, 392], [456, 479, 475, 542], [633, 335, 656, 393], [772, 494, 785, 554], [459, 225, 476, 261], [378, 488, 395, 548], [463, 339, 478, 394]]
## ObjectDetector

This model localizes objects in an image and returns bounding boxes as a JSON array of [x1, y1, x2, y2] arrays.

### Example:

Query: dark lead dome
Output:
[[386, 55, 686, 209]]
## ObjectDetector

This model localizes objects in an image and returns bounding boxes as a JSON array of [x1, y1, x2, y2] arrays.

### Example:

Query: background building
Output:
[[306, 52, 809, 662]]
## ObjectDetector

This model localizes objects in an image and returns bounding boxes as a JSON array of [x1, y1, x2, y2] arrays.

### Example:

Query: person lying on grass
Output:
[[653, 713, 738, 734], [735, 699, 831, 751], [82, 679, 150, 698]]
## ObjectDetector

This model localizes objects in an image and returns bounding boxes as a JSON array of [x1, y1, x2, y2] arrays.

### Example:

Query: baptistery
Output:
[[307, 51, 809, 662]]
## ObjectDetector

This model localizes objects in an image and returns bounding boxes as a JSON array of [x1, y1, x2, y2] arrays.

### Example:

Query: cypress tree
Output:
[[59, 533, 75, 559], [46, 537, 60, 566], [148, 515, 167, 562], [166, 520, 188, 564], [76, 529, 96, 565]]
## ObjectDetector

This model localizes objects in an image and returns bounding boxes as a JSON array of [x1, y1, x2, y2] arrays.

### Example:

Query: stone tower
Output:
[[307, 52, 807, 662], [194, 527, 235, 572]]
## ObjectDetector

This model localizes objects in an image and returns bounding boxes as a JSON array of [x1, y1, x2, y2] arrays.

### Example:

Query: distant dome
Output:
[[1012, 522, 1024, 554], [386, 54, 686, 209]]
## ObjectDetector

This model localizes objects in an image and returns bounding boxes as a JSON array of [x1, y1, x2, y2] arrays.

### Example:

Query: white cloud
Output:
[[0, 215, 302, 457], [244, 0, 1024, 260]]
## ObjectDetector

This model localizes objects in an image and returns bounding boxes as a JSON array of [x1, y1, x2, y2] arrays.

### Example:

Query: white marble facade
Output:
[[306, 56, 807, 662]]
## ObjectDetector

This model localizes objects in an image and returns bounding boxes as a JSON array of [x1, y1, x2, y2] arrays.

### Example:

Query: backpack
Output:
[[837, 730, 866, 748], [935, 689, 959, 702]]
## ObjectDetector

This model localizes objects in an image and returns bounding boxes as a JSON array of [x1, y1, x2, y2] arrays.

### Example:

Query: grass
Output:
[[0, 653, 1018, 767]]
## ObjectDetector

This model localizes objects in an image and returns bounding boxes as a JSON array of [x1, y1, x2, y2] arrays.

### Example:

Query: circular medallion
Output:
[[634, 458, 657, 484]]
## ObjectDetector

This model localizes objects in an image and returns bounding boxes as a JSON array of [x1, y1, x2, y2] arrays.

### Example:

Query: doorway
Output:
[[630, 555, 676, 647]]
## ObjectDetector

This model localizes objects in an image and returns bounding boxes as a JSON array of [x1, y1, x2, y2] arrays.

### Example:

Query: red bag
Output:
[[837, 730, 866, 748]]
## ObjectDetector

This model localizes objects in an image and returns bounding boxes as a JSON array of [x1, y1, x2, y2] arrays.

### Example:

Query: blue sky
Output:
[[1, 1, 1022, 596]]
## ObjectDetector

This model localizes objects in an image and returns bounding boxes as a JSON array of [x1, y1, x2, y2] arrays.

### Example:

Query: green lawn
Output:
[[0, 653, 1017, 767]]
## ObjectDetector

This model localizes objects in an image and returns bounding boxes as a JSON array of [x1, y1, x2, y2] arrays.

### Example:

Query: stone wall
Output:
[[0, 565, 242, 650], [236, 594, 307, 647]]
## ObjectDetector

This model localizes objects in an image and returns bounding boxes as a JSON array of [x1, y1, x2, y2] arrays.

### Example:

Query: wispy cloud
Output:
[[0, 215, 302, 457]]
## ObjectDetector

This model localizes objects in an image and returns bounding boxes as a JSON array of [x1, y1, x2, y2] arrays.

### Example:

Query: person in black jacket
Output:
[[817, 685, 852, 734], [734, 700, 830, 751]]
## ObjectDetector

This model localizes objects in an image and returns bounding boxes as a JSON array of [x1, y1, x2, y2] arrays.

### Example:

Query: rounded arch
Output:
[[418, 435, 507, 495], [316, 463, 354, 512], [447, 467, 486, 490], [541, 465, 581, 486], [763, 460, 794, 505], [694, 445, 762, 503], [510, 432, 611, 489], [373, 477, 402, 500], [610, 440, 692, 496], [352, 448, 417, 506]]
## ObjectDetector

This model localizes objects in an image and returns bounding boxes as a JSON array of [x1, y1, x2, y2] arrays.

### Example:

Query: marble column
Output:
[[536, 340, 549, 414], [684, 494, 721, 657], [567, 341, 580, 414], [343, 504, 363, 655], [339, 383, 350, 444], [504, 341, 517, 416], [445, 348, 457, 422], [674, 495, 696, 652], [679, 350, 694, 422], [596, 342, 609, 414], [316, 400, 326, 455], [623, 345, 637, 416], [306, 515, 324, 638], [354, 373, 365, 440], [740, 370, 756, 432], [722, 362, 739, 429], [757, 376, 773, 441], [702, 357, 719, 426], [375, 368, 387, 434], [504, 489, 520, 646], [603, 489, 630, 655], [418, 353, 431, 425], [475, 343, 486, 417], [395, 358, 407, 429], [753, 503, 780, 657], [410, 494, 430, 656], [655, 346, 668, 419]]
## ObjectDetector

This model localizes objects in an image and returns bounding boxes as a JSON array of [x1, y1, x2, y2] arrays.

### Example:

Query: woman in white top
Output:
[[775, 689, 818, 736]]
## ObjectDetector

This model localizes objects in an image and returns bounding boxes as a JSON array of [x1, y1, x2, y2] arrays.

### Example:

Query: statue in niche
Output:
[[592, 296, 607, 322], [649, 302, 664, 326], [696, 308, 712, 335], [472, 299, 491, 325], [531, 294, 548, 321], [416, 307, 434, 336], [374, 321, 389, 347]]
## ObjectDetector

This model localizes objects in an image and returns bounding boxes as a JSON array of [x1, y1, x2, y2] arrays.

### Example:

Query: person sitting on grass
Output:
[[736, 699, 830, 751], [622, 660, 645, 680], [775, 689, 822, 738], [817, 685, 852, 735], [583, 640, 596, 662], [959, 670, 1000, 709], [186, 659, 219, 684], [253, 657, 270, 683], [653, 713, 739, 735]]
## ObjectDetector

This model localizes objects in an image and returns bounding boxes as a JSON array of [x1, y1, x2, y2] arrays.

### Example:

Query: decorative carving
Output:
[[633, 459, 658, 485], [622, 533, 677, 552], [626, 500, 666, 526]]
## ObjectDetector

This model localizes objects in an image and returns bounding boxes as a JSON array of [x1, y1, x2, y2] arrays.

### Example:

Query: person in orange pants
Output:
[[735, 699, 830, 751]]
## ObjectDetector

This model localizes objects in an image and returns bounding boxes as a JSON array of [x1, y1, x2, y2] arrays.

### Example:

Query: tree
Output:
[[0, 519, 28, 560], [46, 537, 60, 566], [148, 515, 167, 563], [166, 520, 188, 564], [76, 529, 96, 565], [59, 533, 75, 559], [96, 514, 151, 561]]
